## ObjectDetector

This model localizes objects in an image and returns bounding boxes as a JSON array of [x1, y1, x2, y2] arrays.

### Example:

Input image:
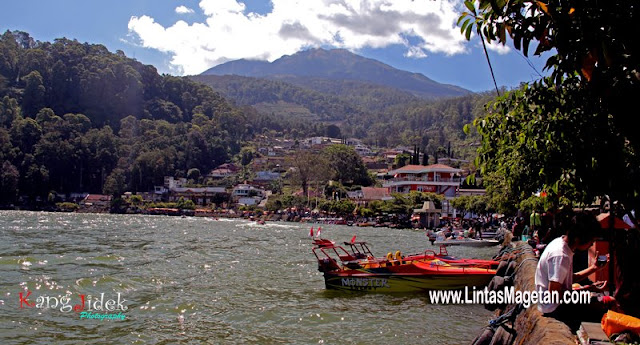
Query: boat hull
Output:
[[433, 239, 500, 247], [323, 271, 494, 292]]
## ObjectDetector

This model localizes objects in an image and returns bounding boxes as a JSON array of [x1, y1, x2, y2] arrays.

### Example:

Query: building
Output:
[[353, 144, 373, 156], [348, 187, 393, 206], [168, 187, 228, 205], [231, 184, 266, 206], [207, 163, 240, 179], [383, 164, 462, 198], [155, 176, 229, 205], [80, 194, 112, 207]]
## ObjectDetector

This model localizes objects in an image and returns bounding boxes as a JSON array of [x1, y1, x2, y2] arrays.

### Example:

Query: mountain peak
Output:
[[201, 49, 470, 99]]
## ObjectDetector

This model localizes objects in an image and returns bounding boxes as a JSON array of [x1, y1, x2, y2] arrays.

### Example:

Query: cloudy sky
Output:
[[1, 0, 548, 91]]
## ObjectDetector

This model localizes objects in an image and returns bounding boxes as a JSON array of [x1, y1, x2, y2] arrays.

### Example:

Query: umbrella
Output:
[[596, 213, 631, 230]]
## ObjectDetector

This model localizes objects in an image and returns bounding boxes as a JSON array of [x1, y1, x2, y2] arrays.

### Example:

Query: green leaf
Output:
[[465, 24, 473, 40], [463, 124, 470, 135], [460, 19, 471, 34], [464, 1, 476, 14], [457, 14, 469, 26]]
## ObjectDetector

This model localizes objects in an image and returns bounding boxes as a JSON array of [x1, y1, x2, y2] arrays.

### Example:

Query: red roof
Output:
[[425, 164, 459, 170], [361, 187, 391, 201], [84, 194, 111, 202], [390, 164, 461, 174]]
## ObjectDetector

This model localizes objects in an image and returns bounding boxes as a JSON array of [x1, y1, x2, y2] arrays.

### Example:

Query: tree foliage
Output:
[[323, 144, 372, 187], [459, 1, 640, 209], [0, 30, 249, 200]]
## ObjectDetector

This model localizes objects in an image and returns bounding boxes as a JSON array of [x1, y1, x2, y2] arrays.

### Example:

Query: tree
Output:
[[0, 96, 21, 128], [459, 0, 640, 209], [176, 197, 196, 210], [187, 168, 201, 182], [0, 160, 19, 203], [323, 144, 372, 186], [288, 151, 330, 197], [326, 124, 341, 138], [103, 168, 126, 197], [458, 0, 640, 315], [21, 71, 46, 117], [239, 146, 255, 166], [394, 153, 410, 169]]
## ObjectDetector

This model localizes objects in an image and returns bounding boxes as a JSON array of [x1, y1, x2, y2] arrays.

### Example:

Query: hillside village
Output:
[[64, 135, 482, 227]]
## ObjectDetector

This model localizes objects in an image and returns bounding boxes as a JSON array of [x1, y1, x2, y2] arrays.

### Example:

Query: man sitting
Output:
[[535, 212, 614, 331]]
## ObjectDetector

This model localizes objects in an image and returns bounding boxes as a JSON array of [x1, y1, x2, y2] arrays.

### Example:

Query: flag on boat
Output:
[[309, 227, 314, 237], [316, 226, 322, 237], [350, 235, 356, 244]]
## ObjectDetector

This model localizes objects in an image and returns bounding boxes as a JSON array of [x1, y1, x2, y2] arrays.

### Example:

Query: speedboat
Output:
[[433, 237, 500, 247], [312, 238, 496, 292], [342, 240, 498, 268]]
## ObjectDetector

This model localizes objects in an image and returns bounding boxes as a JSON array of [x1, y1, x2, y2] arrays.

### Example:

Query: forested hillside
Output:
[[0, 30, 250, 203], [190, 75, 364, 122], [192, 72, 496, 159]]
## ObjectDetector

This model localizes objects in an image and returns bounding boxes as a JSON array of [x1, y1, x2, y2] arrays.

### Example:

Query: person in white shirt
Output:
[[535, 213, 611, 331]]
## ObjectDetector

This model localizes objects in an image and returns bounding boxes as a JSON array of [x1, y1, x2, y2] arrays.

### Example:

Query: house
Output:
[[252, 171, 281, 187], [362, 157, 387, 170], [231, 184, 266, 206], [155, 176, 229, 205], [348, 187, 393, 205], [80, 194, 112, 207], [383, 164, 462, 198], [207, 168, 236, 179], [168, 187, 228, 205], [164, 176, 187, 189], [207, 163, 240, 179]]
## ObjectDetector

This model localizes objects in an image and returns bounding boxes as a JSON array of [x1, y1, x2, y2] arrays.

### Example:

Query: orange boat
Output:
[[312, 239, 496, 292]]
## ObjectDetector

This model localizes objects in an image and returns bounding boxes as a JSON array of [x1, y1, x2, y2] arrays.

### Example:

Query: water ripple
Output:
[[0, 211, 492, 344]]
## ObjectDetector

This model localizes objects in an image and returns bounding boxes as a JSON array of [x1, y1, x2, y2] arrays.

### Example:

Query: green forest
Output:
[[193, 74, 498, 159], [0, 31, 251, 204]]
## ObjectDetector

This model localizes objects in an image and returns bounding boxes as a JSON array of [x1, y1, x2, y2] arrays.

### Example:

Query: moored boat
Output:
[[312, 238, 496, 292], [433, 238, 500, 247]]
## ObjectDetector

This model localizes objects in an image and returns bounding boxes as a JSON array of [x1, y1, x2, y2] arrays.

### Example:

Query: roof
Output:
[[389, 164, 462, 175], [413, 201, 442, 213], [84, 194, 111, 202], [361, 187, 391, 201], [172, 187, 227, 193]]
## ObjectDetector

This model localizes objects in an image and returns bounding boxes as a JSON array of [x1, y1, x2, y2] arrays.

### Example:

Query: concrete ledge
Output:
[[506, 243, 576, 345]]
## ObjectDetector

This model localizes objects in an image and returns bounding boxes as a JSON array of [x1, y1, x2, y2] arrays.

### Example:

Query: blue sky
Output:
[[0, 0, 548, 92]]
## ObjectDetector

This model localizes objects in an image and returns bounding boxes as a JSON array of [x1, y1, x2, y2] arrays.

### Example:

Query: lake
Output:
[[0, 211, 494, 344]]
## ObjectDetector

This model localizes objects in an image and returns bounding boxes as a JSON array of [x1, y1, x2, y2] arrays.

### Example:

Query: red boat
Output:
[[312, 238, 496, 292], [338, 240, 498, 269]]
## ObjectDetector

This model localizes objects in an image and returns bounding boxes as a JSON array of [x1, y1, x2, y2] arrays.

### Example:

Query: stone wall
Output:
[[486, 242, 576, 345]]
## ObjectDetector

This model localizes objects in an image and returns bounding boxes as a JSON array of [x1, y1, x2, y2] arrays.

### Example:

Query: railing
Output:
[[384, 177, 462, 183]]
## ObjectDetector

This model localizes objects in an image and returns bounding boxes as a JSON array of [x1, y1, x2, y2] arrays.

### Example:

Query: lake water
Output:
[[0, 211, 494, 344]]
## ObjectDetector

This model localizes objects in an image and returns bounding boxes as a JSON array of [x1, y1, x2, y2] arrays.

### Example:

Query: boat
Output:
[[312, 238, 496, 292], [428, 230, 501, 247], [433, 237, 501, 247], [342, 241, 498, 268]]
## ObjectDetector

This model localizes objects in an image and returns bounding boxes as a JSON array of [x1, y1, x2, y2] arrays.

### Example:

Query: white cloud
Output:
[[405, 46, 427, 58], [176, 5, 195, 14], [484, 39, 511, 55], [128, 0, 470, 75]]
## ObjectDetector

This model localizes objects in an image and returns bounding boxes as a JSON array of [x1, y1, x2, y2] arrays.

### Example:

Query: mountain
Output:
[[201, 48, 471, 100]]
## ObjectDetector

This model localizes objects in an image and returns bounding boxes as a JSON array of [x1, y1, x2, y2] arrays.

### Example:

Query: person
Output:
[[535, 213, 614, 332], [530, 211, 542, 231], [512, 217, 525, 241]]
